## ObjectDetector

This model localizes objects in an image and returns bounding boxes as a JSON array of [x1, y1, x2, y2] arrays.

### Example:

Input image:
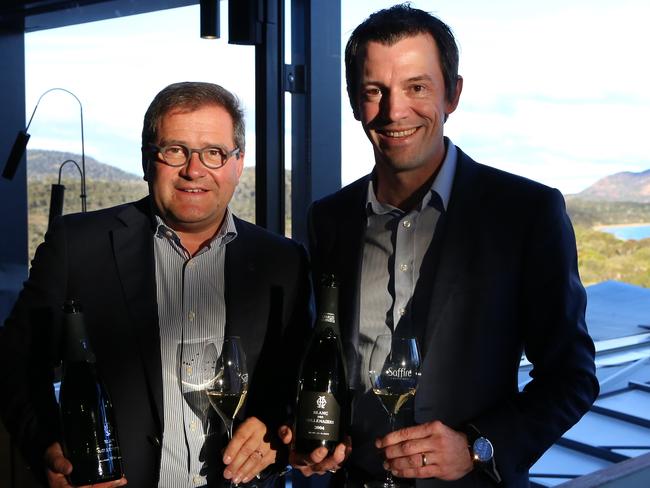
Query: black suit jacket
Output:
[[0, 197, 311, 487], [307, 147, 599, 487]]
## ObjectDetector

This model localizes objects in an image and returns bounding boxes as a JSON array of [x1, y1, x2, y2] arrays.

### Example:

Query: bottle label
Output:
[[97, 440, 121, 462], [296, 391, 340, 441], [319, 312, 336, 324]]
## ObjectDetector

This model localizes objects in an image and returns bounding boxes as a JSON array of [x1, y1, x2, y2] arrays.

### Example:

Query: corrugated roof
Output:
[[525, 281, 650, 487]]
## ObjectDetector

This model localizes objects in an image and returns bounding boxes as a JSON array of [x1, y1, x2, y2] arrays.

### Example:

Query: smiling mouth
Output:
[[380, 128, 418, 138], [179, 188, 207, 193]]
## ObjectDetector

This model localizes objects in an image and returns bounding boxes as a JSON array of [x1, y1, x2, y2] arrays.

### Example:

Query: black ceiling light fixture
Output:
[[200, 0, 220, 39]]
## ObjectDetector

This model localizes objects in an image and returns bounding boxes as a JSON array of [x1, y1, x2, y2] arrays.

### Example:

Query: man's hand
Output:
[[375, 421, 473, 481], [278, 425, 351, 477], [223, 417, 280, 484], [44, 442, 127, 488]]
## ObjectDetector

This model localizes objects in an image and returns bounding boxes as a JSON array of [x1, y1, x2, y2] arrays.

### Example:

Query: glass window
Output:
[[341, 0, 650, 288], [25, 4, 257, 259]]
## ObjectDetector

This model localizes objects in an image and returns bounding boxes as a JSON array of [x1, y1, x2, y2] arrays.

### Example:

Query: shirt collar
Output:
[[154, 207, 238, 250], [366, 137, 457, 216]]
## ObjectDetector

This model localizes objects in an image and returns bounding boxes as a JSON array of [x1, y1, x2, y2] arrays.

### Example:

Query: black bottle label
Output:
[[296, 391, 340, 441]]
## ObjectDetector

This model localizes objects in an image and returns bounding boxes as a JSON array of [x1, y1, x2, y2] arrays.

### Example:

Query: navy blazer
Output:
[[307, 146, 599, 487], [0, 197, 311, 487]]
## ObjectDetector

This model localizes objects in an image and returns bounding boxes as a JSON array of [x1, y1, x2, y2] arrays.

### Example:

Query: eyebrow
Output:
[[404, 75, 434, 84], [361, 74, 435, 87], [158, 139, 226, 148]]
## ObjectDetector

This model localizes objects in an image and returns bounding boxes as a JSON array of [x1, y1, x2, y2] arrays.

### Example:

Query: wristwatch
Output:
[[465, 424, 502, 484], [471, 435, 494, 463]]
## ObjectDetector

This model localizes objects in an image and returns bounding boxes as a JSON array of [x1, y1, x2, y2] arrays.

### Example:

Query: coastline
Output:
[[594, 222, 650, 230]]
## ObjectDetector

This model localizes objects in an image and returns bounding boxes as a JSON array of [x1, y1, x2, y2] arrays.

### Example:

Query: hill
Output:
[[565, 197, 650, 227], [574, 168, 650, 202], [27, 149, 142, 182]]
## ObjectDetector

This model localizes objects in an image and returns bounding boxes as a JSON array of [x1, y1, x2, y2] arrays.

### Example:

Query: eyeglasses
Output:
[[148, 143, 241, 169]]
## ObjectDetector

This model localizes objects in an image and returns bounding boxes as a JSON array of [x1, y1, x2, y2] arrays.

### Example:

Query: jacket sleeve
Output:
[[0, 217, 70, 478], [471, 188, 599, 484]]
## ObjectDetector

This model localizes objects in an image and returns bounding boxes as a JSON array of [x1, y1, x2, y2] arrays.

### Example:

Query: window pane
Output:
[[25, 4, 256, 259], [341, 0, 650, 288]]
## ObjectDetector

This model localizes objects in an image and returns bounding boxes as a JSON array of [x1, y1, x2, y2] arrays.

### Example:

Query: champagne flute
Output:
[[202, 336, 249, 441], [368, 334, 421, 488]]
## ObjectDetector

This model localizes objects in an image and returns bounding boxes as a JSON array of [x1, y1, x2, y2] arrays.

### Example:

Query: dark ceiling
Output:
[[0, 0, 195, 32]]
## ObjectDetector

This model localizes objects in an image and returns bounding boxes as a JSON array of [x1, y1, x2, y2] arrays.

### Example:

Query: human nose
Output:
[[382, 89, 409, 122], [179, 150, 206, 179]]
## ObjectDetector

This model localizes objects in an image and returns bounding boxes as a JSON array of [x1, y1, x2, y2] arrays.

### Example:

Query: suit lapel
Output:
[[334, 178, 368, 389], [111, 198, 163, 432], [223, 219, 264, 356], [418, 149, 483, 359]]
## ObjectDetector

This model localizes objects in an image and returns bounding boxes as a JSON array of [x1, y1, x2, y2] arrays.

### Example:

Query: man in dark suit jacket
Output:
[[0, 82, 310, 488], [288, 5, 599, 487]]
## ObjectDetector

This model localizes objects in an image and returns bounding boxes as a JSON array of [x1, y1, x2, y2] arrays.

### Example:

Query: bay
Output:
[[598, 224, 650, 240]]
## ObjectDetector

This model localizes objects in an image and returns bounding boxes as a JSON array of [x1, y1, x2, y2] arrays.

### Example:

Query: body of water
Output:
[[598, 224, 650, 240]]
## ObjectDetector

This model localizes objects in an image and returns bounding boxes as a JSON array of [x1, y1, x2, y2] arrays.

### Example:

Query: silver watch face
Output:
[[473, 437, 494, 463]]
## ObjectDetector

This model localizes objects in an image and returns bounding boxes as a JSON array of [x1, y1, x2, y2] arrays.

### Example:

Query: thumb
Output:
[[45, 443, 73, 475], [278, 425, 293, 445], [51, 455, 73, 476]]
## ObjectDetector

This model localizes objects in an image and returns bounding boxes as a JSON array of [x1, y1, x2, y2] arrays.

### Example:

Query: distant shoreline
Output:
[[594, 222, 650, 230]]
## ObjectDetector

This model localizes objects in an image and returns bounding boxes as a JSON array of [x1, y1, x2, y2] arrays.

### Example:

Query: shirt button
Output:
[[190, 420, 197, 432], [187, 260, 195, 268], [188, 311, 195, 321], [186, 366, 193, 375], [193, 475, 202, 485], [402, 220, 411, 228], [399, 263, 409, 272], [398, 308, 406, 316]]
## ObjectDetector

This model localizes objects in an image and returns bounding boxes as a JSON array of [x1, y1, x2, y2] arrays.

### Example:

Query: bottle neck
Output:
[[315, 285, 340, 334], [63, 312, 96, 364]]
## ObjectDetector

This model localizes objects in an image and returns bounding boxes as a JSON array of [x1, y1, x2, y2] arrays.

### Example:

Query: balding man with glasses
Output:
[[0, 82, 310, 488]]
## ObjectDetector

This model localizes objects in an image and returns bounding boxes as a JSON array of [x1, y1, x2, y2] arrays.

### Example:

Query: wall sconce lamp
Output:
[[49, 159, 83, 231], [2, 87, 87, 212], [200, 0, 220, 39]]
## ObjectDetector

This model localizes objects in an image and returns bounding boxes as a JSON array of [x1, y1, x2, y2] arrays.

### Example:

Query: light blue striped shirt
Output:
[[154, 209, 237, 488], [358, 140, 457, 391]]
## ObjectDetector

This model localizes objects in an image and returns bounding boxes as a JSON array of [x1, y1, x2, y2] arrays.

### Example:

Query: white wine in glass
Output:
[[368, 334, 421, 488], [202, 336, 248, 440]]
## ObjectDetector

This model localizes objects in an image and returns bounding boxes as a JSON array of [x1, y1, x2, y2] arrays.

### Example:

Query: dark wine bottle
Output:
[[295, 274, 348, 454], [59, 300, 123, 486]]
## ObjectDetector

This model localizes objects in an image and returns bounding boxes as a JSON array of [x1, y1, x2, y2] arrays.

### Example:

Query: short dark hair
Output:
[[141, 81, 245, 174], [344, 3, 460, 116]]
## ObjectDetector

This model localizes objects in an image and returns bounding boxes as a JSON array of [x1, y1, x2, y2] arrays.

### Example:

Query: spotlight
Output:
[[200, 0, 220, 39]]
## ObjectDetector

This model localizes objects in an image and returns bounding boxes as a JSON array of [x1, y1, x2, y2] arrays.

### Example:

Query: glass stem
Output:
[[226, 419, 234, 440], [384, 413, 396, 487], [226, 419, 236, 487]]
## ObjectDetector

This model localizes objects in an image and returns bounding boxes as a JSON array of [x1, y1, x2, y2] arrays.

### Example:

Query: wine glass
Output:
[[202, 336, 249, 441], [368, 334, 421, 488]]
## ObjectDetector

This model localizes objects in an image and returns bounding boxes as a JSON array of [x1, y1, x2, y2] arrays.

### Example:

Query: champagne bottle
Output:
[[59, 300, 123, 485], [295, 275, 348, 454]]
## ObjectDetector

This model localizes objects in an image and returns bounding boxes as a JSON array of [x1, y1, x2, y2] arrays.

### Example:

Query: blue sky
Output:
[[24, 0, 650, 194]]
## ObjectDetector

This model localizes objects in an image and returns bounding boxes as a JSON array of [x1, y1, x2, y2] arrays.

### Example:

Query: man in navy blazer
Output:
[[0, 82, 310, 487], [291, 5, 599, 487]]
